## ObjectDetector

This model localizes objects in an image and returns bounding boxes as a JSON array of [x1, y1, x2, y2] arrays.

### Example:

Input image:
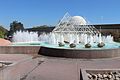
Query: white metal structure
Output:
[[52, 12, 99, 34]]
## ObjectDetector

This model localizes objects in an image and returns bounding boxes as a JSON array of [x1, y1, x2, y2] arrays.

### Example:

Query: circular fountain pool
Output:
[[39, 42, 120, 59], [40, 42, 120, 50], [10, 41, 120, 59]]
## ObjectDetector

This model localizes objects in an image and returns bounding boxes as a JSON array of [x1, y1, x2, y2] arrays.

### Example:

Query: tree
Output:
[[8, 21, 24, 36], [0, 25, 8, 38]]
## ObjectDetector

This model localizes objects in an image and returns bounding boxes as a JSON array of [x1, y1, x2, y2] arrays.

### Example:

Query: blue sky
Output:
[[0, 0, 120, 29]]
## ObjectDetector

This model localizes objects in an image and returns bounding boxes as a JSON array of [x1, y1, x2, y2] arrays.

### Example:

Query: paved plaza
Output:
[[0, 54, 120, 80]]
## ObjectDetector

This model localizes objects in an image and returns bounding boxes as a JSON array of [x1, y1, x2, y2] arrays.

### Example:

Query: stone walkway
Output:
[[0, 54, 120, 80]]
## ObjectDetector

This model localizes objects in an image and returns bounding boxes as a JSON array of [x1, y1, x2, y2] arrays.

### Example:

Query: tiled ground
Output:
[[0, 54, 120, 80]]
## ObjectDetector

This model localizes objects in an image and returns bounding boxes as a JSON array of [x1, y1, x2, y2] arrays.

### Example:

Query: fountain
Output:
[[39, 13, 115, 47], [12, 13, 120, 59], [12, 30, 40, 45]]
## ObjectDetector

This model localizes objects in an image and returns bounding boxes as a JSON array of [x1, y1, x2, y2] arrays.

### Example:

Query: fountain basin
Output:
[[12, 41, 41, 46], [0, 46, 40, 54], [39, 42, 120, 59], [0, 42, 119, 59], [40, 46, 120, 59]]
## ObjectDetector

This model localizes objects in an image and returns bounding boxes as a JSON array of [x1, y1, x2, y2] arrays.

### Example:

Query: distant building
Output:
[[94, 24, 120, 41]]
